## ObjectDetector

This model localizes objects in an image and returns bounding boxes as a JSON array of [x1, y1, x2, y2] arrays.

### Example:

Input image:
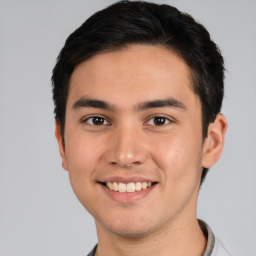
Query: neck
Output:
[[95, 216, 206, 256]]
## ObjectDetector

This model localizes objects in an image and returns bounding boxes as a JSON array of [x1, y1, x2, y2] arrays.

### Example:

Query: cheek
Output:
[[63, 134, 103, 201], [151, 133, 203, 183], [65, 132, 101, 171], [64, 134, 104, 210]]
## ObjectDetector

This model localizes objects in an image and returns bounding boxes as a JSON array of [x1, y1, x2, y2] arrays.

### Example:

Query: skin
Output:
[[55, 45, 227, 256]]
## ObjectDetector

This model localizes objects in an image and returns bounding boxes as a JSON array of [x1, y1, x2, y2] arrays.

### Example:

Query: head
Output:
[[52, 1, 225, 185], [52, 1, 228, 239]]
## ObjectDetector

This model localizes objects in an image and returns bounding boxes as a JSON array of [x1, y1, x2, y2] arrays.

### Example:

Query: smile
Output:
[[106, 181, 152, 193], [99, 179, 158, 203]]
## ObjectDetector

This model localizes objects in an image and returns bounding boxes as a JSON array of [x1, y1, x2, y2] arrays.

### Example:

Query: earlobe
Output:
[[202, 114, 228, 168], [55, 120, 68, 170]]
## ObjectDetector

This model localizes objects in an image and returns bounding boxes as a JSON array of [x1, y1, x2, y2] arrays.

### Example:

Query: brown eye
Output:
[[154, 117, 166, 125], [147, 116, 171, 126], [83, 116, 109, 125], [92, 117, 105, 125]]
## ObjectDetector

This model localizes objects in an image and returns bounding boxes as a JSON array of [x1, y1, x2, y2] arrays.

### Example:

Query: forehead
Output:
[[67, 44, 197, 109]]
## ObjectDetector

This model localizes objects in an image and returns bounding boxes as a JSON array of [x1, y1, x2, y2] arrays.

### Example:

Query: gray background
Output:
[[0, 0, 255, 255]]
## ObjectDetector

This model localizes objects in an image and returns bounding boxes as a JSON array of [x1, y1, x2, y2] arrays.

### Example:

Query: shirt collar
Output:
[[199, 219, 215, 256]]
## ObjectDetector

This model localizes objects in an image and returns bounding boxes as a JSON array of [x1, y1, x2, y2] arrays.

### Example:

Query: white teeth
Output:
[[127, 183, 136, 192], [106, 181, 153, 192], [118, 183, 126, 193], [142, 182, 147, 190], [106, 182, 113, 190], [135, 182, 142, 191], [113, 182, 118, 191]]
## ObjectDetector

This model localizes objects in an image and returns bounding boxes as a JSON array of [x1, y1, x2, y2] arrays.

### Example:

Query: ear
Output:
[[202, 114, 228, 168], [55, 120, 68, 170]]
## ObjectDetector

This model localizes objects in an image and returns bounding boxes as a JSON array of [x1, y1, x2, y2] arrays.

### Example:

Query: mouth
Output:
[[100, 181, 158, 193]]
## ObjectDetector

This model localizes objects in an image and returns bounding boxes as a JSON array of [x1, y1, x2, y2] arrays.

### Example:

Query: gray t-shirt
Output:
[[87, 220, 231, 256]]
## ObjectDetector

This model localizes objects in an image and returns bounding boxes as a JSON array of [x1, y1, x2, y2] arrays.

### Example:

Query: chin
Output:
[[107, 224, 153, 238], [98, 213, 159, 239]]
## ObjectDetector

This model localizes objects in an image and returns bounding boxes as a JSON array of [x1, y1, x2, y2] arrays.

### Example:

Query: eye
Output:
[[82, 116, 110, 126], [147, 116, 172, 126]]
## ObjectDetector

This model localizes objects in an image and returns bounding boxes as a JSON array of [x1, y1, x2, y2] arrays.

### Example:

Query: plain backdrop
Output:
[[0, 1, 255, 255]]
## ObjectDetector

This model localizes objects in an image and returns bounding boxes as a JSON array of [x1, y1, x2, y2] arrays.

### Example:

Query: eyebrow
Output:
[[135, 98, 187, 111], [72, 98, 116, 111], [72, 97, 186, 112]]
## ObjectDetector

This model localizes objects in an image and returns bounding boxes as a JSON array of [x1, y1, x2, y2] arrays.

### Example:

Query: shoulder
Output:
[[211, 237, 232, 256], [199, 219, 232, 256], [86, 244, 97, 256]]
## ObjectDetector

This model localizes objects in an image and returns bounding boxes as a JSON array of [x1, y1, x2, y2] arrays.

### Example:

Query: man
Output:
[[52, 1, 230, 255]]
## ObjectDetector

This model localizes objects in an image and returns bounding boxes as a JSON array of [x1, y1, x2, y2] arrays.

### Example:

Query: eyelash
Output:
[[146, 116, 172, 126], [81, 115, 172, 126], [82, 116, 110, 126]]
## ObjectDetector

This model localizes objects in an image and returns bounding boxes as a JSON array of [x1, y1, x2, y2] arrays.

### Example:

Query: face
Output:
[[56, 45, 226, 238]]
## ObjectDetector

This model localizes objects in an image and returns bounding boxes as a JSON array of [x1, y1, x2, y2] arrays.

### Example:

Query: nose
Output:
[[104, 124, 148, 168]]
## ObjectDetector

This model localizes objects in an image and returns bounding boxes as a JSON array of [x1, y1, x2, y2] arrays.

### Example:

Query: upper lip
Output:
[[98, 176, 157, 184]]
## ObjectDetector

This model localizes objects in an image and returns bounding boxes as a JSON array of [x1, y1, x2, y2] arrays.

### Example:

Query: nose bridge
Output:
[[106, 121, 147, 167]]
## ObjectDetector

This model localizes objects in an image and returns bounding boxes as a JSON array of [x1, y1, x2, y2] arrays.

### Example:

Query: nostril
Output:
[[110, 161, 141, 168]]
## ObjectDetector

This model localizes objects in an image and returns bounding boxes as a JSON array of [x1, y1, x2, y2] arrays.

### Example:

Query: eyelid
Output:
[[81, 115, 110, 125], [145, 115, 174, 126]]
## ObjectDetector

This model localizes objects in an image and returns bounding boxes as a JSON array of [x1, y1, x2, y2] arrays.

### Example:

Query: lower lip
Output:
[[100, 184, 156, 203]]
